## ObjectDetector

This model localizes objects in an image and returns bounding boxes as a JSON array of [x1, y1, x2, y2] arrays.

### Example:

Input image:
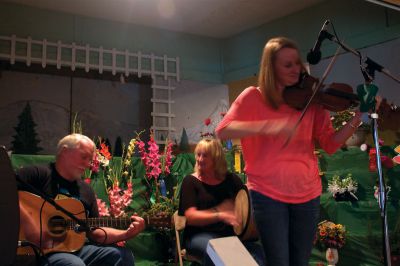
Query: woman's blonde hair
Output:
[[56, 133, 95, 158], [257, 37, 304, 109], [194, 138, 227, 180]]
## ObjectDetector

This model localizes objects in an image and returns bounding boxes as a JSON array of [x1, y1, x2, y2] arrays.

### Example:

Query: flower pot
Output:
[[334, 191, 357, 202], [326, 247, 339, 266]]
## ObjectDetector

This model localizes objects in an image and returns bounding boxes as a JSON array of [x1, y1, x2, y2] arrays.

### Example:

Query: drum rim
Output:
[[234, 187, 251, 238]]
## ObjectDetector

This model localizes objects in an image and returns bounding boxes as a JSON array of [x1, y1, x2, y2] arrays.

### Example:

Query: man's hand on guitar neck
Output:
[[125, 215, 146, 239], [89, 214, 145, 245]]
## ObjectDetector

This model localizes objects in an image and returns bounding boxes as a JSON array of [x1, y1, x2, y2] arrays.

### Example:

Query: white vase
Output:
[[326, 247, 339, 266]]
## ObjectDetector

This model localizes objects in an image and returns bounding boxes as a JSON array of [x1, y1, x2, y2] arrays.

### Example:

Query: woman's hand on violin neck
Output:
[[351, 111, 362, 125], [333, 110, 363, 144]]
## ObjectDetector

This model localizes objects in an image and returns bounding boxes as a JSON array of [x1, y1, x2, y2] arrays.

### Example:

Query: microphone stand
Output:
[[320, 29, 398, 266], [322, 31, 400, 84], [365, 63, 391, 266], [371, 109, 392, 266]]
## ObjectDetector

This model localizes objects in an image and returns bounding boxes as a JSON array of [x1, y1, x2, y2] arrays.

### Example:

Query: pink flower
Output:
[[90, 152, 100, 173], [116, 241, 126, 247], [108, 182, 133, 218], [164, 141, 173, 175], [96, 197, 110, 217], [138, 138, 162, 180]]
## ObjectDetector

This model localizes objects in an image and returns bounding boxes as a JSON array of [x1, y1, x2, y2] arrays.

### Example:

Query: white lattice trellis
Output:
[[0, 34, 179, 143]]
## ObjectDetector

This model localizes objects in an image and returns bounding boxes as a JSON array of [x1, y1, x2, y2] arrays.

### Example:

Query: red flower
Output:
[[100, 143, 112, 160], [204, 118, 211, 126]]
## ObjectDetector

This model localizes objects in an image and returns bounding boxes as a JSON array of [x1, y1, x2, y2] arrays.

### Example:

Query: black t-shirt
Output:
[[16, 163, 99, 218], [178, 172, 244, 242]]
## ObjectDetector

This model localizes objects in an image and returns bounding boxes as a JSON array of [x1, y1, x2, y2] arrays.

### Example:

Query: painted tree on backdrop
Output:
[[114, 136, 123, 157], [11, 102, 42, 154]]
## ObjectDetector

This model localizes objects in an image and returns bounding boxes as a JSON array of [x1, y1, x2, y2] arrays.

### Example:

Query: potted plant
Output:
[[137, 134, 177, 228], [327, 173, 358, 201], [317, 220, 347, 266]]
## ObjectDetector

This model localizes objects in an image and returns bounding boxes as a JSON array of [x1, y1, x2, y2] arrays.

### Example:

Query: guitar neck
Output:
[[70, 215, 171, 230], [83, 217, 131, 229]]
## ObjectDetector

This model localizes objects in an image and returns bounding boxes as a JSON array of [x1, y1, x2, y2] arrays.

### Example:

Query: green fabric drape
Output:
[[11, 148, 400, 265]]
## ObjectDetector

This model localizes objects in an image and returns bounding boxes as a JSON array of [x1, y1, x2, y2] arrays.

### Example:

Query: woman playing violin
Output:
[[216, 37, 362, 266]]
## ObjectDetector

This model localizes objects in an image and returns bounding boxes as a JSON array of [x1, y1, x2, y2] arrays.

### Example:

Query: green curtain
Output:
[[11, 147, 400, 265]]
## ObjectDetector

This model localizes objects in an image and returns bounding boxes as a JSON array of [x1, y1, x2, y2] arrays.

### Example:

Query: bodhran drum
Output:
[[233, 188, 258, 241]]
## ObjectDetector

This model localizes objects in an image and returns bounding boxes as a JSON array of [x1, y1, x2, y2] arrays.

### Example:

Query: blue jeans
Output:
[[185, 232, 265, 266], [40, 244, 134, 266], [250, 190, 320, 266]]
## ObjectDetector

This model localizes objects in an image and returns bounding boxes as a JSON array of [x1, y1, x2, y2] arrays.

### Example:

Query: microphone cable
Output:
[[18, 240, 47, 265]]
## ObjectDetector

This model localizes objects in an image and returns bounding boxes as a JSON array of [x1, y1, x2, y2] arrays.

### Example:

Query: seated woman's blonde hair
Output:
[[194, 138, 227, 180]]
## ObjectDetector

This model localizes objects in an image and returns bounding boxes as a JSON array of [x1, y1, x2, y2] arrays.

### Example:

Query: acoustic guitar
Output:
[[18, 191, 171, 255]]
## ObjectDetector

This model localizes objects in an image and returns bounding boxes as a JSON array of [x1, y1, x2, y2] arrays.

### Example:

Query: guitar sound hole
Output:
[[48, 215, 67, 237]]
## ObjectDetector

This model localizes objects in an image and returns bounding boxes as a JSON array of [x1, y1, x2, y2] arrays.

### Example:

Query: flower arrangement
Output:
[[317, 220, 346, 249], [327, 173, 358, 201], [85, 138, 137, 218], [137, 134, 177, 219]]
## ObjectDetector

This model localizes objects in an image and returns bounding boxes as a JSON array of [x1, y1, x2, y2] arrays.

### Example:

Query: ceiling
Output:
[[3, 0, 326, 38]]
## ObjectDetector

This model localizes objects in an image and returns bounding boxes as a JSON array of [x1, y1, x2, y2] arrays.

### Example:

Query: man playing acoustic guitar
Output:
[[17, 133, 145, 266]]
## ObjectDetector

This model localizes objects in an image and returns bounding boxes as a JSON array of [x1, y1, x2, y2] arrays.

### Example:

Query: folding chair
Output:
[[172, 211, 201, 266]]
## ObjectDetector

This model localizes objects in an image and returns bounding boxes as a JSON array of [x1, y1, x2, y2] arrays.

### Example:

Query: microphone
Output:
[[306, 20, 334, 65]]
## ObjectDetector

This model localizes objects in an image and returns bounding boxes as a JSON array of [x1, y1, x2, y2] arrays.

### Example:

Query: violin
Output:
[[283, 73, 359, 112]]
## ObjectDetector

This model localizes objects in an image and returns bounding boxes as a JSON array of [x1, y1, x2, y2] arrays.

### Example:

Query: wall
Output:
[[173, 80, 229, 143], [0, 70, 152, 154], [222, 0, 400, 83], [1, 0, 400, 150], [2, 0, 400, 85], [0, 2, 224, 83]]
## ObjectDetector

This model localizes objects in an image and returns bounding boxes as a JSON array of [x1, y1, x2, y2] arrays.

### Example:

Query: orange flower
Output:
[[100, 143, 112, 160]]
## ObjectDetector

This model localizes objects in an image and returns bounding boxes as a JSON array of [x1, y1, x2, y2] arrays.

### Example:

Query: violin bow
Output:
[[282, 45, 343, 148]]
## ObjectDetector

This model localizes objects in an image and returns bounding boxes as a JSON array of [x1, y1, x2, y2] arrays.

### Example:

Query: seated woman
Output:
[[178, 138, 264, 265]]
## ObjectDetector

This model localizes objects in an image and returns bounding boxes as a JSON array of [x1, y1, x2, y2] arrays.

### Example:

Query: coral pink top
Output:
[[216, 86, 341, 203]]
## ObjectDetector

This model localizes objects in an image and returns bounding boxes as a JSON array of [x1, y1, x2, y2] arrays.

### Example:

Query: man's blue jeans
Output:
[[250, 190, 320, 266], [41, 244, 134, 266]]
